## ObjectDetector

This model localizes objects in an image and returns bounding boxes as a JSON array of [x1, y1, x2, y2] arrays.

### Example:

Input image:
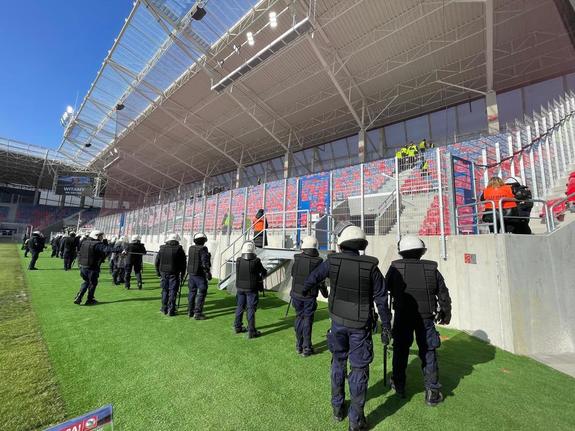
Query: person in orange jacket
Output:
[[253, 208, 268, 248], [480, 176, 518, 233]]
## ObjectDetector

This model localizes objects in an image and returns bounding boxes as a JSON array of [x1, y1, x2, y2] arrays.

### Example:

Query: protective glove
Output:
[[206, 272, 212, 281], [319, 283, 328, 298], [301, 288, 310, 297], [156, 272, 161, 278], [381, 326, 392, 346], [435, 310, 451, 325]]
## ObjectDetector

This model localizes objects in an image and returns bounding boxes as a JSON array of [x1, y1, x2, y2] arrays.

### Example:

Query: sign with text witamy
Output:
[[44, 404, 113, 431]]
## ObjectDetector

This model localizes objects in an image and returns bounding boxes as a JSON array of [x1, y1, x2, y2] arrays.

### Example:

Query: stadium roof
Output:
[[59, 0, 575, 196], [0, 136, 88, 190]]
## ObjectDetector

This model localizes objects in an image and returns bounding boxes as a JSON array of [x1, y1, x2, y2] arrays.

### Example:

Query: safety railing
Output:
[[217, 209, 310, 280], [455, 200, 497, 234], [549, 192, 575, 231], [497, 198, 552, 234]]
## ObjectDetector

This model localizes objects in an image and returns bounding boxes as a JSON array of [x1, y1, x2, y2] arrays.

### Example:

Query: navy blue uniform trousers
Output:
[[188, 275, 208, 315], [63, 251, 76, 270], [327, 321, 373, 426], [28, 251, 40, 269], [292, 296, 317, 351], [124, 262, 142, 288], [77, 267, 100, 302], [160, 273, 180, 314], [392, 315, 441, 391], [234, 291, 259, 334]]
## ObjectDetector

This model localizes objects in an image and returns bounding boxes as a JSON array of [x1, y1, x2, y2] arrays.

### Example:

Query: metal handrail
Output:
[[217, 209, 310, 278], [497, 198, 551, 233], [548, 192, 575, 231], [455, 200, 497, 234]]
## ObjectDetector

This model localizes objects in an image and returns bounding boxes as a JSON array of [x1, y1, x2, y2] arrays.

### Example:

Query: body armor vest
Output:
[[390, 259, 438, 318], [158, 244, 181, 274], [328, 253, 379, 329], [187, 245, 207, 276], [125, 243, 145, 265], [63, 237, 76, 253], [79, 239, 100, 268], [291, 252, 323, 299], [236, 257, 262, 292]]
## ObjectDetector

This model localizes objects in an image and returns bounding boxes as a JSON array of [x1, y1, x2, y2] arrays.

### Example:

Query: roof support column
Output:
[[283, 132, 293, 179], [485, 0, 500, 134]]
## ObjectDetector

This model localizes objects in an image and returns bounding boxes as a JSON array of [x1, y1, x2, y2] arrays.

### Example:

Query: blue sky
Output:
[[0, 1, 133, 149]]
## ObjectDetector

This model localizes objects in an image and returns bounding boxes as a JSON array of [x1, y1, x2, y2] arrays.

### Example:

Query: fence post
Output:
[[282, 179, 287, 249], [227, 189, 233, 246], [555, 105, 568, 173], [482, 148, 488, 187], [534, 121, 547, 197], [507, 134, 515, 177], [495, 141, 502, 178], [560, 101, 573, 165], [394, 157, 401, 241], [360, 163, 365, 230], [548, 110, 562, 178], [214, 192, 219, 237], [526, 125, 538, 198], [515, 129, 526, 185], [436, 148, 447, 259], [542, 116, 555, 186], [328, 171, 333, 250], [569, 97, 575, 159]]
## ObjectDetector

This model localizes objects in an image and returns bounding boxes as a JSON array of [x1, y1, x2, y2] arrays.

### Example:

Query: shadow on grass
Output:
[[95, 296, 160, 305], [366, 330, 495, 428], [258, 308, 330, 337]]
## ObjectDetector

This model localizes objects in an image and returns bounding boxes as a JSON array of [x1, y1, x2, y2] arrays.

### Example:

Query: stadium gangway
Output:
[[217, 210, 311, 289]]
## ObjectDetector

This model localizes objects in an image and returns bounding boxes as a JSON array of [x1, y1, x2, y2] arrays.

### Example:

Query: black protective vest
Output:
[[236, 257, 262, 292], [390, 259, 438, 318], [125, 243, 145, 265], [291, 252, 323, 299], [79, 239, 100, 268], [187, 245, 207, 276], [328, 253, 379, 329], [158, 244, 181, 274], [63, 236, 77, 253]]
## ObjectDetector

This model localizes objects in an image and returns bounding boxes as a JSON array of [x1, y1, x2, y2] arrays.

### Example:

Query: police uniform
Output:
[[509, 181, 533, 234], [385, 255, 451, 404], [74, 236, 108, 305], [305, 248, 391, 430], [187, 244, 211, 319], [290, 249, 326, 355], [62, 234, 79, 271], [111, 242, 127, 285], [28, 233, 45, 270], [51, 235, 61, 258], [234, 248, 268, 337], [124, 241, 147, 289], [155, 239, 186, 316]]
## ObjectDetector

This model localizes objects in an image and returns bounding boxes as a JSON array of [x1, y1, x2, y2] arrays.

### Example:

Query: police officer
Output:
[[58, 232, 67, 258], [108, 236, 117, 274], [62, 232, 79, 271], [50, 234, 61, 258], [505, 177, 533, 234], [155, 233, 186, 316], [28, 231, 46, 270], [74, 230, 108, 305], [111, 237, 127, 285], [385, 236, 451, 406], [187, 232, 212, 320], [234, 241, 267, 338], [304, 225, 391, 431], [290, 235, 327, 357], [124, 235, 146, 289]]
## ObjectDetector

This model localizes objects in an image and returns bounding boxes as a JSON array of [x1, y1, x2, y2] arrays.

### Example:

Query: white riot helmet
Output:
[[505, 177, 519, 185], [193, 232, 208, 244], [110, 236, 117, 243], [166, 233, 180, 243], [241, 241, 256, 255], [89, 230, 104, 240], [32, 230, 41, 236], [337, 225, 368, 250], [131, 235, 141, 242], [118, 236, 125, 242], [301, 235, 318, 250], [398, 235, 427, 255]]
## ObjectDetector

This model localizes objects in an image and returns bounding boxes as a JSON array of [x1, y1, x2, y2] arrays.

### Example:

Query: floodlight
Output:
[[247, 32, 255, 46], [66, 106, 74, 114], [269, 11, 277, 28]]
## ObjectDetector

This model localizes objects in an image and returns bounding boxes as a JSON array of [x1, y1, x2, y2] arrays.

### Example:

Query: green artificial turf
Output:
[[7, 244, 575, 430], [0, 244, 66, 430]]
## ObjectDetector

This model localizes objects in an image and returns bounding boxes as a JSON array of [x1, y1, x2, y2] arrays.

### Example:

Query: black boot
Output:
[[234, 326, 247, 334], [194, 313, 206, 320], [349, 415, 368, 431], [247, 330, 262, 339], [332, 405, 346, 422], [425, 389, 444, 407], [301, 347, 315, 357], [390, 378, 406, 399], [73, 295, 82, 305]]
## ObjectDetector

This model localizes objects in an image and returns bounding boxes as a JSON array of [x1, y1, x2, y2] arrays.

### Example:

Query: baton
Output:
[[284, 298, 292, 318]]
